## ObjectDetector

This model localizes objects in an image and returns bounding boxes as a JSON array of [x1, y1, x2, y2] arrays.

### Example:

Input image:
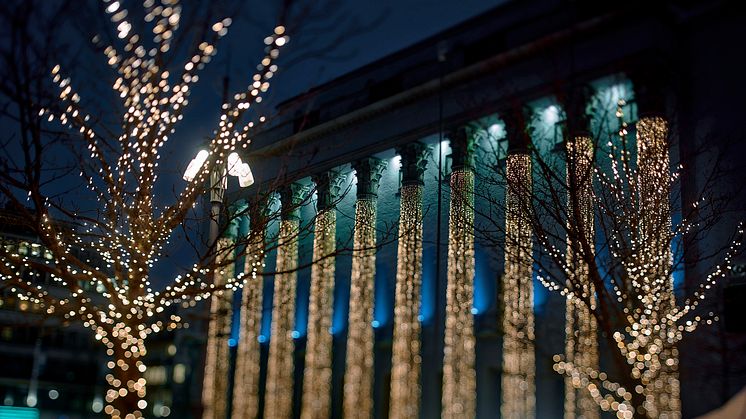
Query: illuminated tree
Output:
[[0, 1, 293, 417], [473, 80, 742, 419]]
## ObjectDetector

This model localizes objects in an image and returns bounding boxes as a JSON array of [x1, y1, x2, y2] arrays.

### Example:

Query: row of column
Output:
[[199, 134, 479, 419], [201, 88, 677, 419]]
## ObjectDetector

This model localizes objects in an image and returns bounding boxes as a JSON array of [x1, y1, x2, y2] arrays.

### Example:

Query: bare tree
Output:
[[469, 82, 743, 418], [0, 0, 380, 417]]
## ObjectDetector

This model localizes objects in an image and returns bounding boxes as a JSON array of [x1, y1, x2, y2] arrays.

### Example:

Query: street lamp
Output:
[[183, 149, 255, 246], [184, 149, 254, 419]]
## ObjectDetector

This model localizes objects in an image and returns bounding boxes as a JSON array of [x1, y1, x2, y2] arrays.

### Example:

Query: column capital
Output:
[[247, 192, 278, 229], [279, 182, 309, 221], [223, 201, 246, 239], [352, 157, 387, 200], [446, 126, 477, 171], [559, 84, 593, 138], [396, 141, 431, 186], [312, 170, 347, 212], [500, 105, 532, 154]]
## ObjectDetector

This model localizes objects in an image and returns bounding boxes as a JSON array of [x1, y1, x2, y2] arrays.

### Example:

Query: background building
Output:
[[225, 1, 746, 418]]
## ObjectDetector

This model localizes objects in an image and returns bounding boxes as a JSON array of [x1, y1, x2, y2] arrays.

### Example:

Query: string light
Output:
[[301, 208, 337, 419], [442, 168, 476, 419], [231, 225, 266, 419], [501, 153, 535, 419], [0, 0, 290, 417], [264, 219, 300, 419], [550, 100, 733, 419], [389, 184, 424, 419], [201, 238, 235, 419], [343, 199, 377, 419], [563, 135, 599, 419], [343, 158, 385, 419]]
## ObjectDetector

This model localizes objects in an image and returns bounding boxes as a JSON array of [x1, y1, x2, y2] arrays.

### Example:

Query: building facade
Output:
[[217, 1, 746, 418]]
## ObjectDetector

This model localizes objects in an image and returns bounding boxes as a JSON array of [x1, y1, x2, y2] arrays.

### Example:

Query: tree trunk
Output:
[[104, 336, 148, 419]]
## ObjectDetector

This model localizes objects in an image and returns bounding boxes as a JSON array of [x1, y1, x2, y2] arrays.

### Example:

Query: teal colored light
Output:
[[472, 245, 495, 315], [0, 407, 40, 419]]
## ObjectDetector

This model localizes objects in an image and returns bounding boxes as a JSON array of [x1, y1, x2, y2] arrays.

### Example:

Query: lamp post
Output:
[[184, 150, 255, 249], [183, 150, 254, 419]]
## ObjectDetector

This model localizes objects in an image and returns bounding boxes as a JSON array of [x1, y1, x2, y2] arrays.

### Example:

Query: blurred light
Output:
[[91, 397, 103, 413], [173, 364, 186, 384], [488, 123, 505, 140], [47, 390, 58, 400], [182, 149, 208, 181], [543, 105, 559, 125]]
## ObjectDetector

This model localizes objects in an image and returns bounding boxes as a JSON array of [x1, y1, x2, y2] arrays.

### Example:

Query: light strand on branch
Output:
[[389, 184, 424, 419], [501, 153, 535, 419], [441, 168, 476, 419]]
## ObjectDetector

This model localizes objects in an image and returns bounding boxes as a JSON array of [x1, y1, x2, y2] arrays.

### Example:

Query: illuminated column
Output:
[[501, 115, 535, 419], [232, 196, 272, 419], [637, 116, 679, 418], [560, 87, 600, 419], [301, 171, 346, 419], [564, 135, 599, 419], [631, 72, 679, 417], [202, 207, 240, 419], [441, 127, 477, 419], [343, 158, 386, 419], [389, 142, 430, 419], [265, 183, 308, 419]]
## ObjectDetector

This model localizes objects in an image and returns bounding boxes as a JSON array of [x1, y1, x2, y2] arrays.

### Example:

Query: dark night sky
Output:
[[154, 0, 507, 281], [2, 0, 506, 283], [171, 0, 508, 163]]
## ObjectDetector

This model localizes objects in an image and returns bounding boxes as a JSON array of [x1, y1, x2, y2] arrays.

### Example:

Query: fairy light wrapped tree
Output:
[[525, 82, 741, 418], [472, 77, 743, 419], [0, 1, 293, 417]]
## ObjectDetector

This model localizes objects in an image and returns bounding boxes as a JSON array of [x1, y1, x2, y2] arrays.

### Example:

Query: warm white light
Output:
[[183, 149, 208, 181]]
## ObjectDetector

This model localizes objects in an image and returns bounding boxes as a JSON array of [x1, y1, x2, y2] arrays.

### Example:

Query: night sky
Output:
[[0, 0, 507, 283], [154, 0, 507, 281]]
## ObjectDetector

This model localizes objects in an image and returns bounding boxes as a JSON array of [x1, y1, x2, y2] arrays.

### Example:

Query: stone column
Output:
[[562, 86, 600, 419], [232, 195, 273, 419], [441, 126, 477, 419], [389, 142, 430, 419], [301, 170, 347, 419], [632, 72, 679, 417], [202, 204, 241, 419], [501, 111, 535, 419], [343, 157, 386, 419], [265, 183, 308, 419]]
